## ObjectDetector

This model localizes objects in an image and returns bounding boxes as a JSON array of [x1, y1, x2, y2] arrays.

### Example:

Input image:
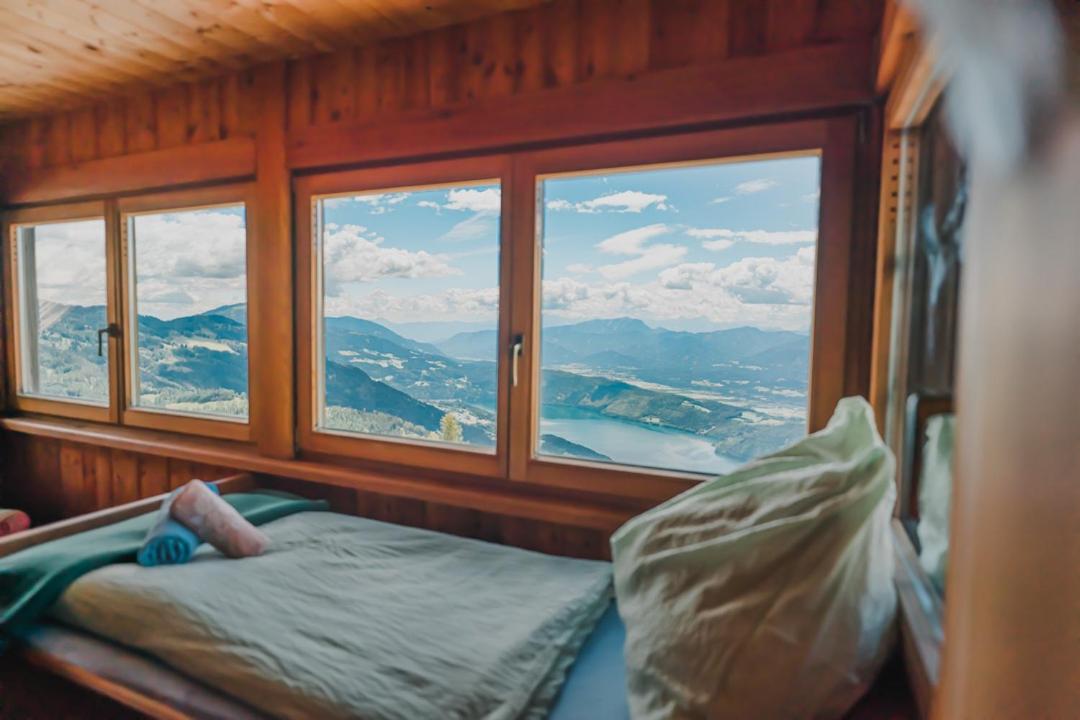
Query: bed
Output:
[[0, 475, 630, 720]]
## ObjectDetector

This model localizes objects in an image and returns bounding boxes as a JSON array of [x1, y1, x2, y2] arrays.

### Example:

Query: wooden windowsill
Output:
[[0, 415, 640, 533], [892, 518, 943, 719]]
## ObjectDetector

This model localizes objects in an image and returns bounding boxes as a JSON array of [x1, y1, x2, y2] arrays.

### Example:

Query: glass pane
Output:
[[317, 183, 500, 451], [15, 219, 109, 404], [538, 155, 821, 475], [128, 205, 248, 419]]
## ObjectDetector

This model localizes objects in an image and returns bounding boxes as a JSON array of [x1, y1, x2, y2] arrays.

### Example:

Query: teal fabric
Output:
[[136, 482, 221, 567], [0, 492, 325, 644], [549, 602, 629, 720]]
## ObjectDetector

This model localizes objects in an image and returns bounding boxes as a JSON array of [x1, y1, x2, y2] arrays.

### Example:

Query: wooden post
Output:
[[249, 62, 295, 459]]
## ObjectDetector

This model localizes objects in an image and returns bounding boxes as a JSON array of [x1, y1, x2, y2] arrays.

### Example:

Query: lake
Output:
[[540, 405, 741, 476]]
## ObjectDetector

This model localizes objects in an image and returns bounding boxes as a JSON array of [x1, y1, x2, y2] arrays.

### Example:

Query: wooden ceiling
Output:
[[0, 0, 547, 119]]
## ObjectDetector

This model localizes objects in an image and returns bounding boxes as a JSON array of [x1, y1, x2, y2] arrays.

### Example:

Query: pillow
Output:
[[917, 413, 955, 593], [611, 396, 897, 720]]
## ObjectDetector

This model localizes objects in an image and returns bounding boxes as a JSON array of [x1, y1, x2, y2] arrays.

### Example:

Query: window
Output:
[[535, 155, 821, 476], [12, 216, 109, 406], [296, 157, 510, 476], [124, 204, 249, 420]]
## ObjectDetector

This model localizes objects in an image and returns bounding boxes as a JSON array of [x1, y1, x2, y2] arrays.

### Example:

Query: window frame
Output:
[[293, 155, 514, 478], [2, 200, 120, 423], [116, 184, 256, 443], [507, 118, 859, 501]]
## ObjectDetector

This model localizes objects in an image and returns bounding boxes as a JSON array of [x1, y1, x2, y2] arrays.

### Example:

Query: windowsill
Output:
[[891, 519, 943, 718], [0, 414, 641, 532]]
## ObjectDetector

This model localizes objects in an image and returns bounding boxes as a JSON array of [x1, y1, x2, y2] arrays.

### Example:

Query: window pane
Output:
[[317, 183, 500, 451], [15, 219, 109, 404], [538, 155, 821, 475], [128, 205, 248, 419]]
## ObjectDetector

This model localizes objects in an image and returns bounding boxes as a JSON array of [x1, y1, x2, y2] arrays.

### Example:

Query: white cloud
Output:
[[735, 178, 779, 195], [702, 239, 734, 252], [541, 246, 817, 331], [566, 263, 593, 275], [546, 190, 670, 214], [597, 224, 672, 255], [323, 287, 499, 323], [323, 224, 459, 294], [598, 244, 687, 280], [438, 212, 499, 243], [324, 193, 409, 214], [803, 189, 821, 202], [687, 228, 817, 245], [444, 188, 502, 212], [710, 196, 732, 204]]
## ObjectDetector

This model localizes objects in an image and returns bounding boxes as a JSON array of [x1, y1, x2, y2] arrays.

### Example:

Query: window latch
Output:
[[511, 334, 524, 387], [97, 324, 120, 357]]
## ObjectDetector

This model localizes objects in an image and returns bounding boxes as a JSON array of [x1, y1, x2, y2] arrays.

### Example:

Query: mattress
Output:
[[48, 511, 614, 720]]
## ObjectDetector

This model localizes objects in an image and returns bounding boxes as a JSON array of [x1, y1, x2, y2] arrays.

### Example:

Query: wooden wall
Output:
[[0, 0, 882, 173], [0, 0, 884, 558]]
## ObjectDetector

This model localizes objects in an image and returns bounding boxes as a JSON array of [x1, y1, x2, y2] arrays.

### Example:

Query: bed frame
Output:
[[1, 472, 262, 719]]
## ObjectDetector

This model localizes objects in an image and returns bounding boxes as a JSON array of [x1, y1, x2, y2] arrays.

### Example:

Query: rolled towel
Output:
[[171, 479, 270, 559], [137, 483, 221, 567], [0, 509, 30, 537]]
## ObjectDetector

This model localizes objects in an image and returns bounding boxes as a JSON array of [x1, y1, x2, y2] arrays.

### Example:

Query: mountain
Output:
[[199, 303, 247, 326], [540, 434, 611, 461], [381, 319, 495, 345]]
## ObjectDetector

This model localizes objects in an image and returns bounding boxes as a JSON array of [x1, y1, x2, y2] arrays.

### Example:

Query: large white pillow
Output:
[[611, 396, 897, 720]]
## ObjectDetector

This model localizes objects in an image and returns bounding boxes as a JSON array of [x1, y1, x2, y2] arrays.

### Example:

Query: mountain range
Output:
[[31, 302, 809, 465]]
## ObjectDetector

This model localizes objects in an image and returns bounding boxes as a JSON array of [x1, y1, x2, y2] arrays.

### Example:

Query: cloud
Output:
[[687, 228, 817, 245], [323, 287, 499, 323], [803, 189, 821, 202], [323, 224, 459, 294], [598, 244, 687, 280], [566, 263, 593, 275], [546, 190, 670, 214], [735, 178, 779, 195], [27, 219, 108, 307], [710, 196, 733, 204], [324, 193, 409, 214], [438, 212, 500, 243], [541, 246, 817, 331], [132, 210, 247, 281], [597, 224, 672, 255]]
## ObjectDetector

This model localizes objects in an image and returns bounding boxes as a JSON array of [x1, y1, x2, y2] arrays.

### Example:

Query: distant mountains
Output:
[[33, 302, 809, 465]]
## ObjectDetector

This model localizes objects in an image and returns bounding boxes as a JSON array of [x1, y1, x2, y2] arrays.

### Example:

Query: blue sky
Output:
[[319, 153, 821, 333]]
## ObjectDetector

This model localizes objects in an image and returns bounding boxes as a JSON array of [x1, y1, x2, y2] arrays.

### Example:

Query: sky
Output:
[[322, 153, 821, 333], [22, 153, 822, 334]]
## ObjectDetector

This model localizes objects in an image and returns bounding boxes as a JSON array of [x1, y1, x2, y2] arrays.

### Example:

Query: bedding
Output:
[[50, 511, 613, 720], [0, 492, 324, 642]]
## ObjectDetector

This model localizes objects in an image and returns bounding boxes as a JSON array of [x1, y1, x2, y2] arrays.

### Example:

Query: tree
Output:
[[440, 413, 463, 443]]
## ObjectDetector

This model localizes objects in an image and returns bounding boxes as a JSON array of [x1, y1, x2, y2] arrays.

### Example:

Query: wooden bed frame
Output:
[[1, 473, 261, 719]]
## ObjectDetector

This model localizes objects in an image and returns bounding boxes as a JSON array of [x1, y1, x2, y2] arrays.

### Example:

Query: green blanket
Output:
[[0, 491, 326, 644]]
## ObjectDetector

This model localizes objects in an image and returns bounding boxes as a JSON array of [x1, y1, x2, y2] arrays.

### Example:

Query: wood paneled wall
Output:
[[0, 0, 882, 174], [0, 433, 612, 559]]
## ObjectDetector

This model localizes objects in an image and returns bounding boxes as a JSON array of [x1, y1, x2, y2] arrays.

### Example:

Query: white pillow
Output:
[[611, 397, 897, 720]]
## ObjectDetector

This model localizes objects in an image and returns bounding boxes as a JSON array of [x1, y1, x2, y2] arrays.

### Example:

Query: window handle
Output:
[[97, 324, 120, 357], [511, 334, 524, 387]]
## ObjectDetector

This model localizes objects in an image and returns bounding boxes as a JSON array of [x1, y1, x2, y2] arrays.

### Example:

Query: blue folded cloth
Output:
[[136, 482, 220, 567]]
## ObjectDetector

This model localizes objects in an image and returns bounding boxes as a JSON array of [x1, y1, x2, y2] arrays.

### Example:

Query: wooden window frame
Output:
[[507, 118, 860, 501], [116, 184, 256, 443], [293, 155, 514, 479], [2, 200, 119, 424]]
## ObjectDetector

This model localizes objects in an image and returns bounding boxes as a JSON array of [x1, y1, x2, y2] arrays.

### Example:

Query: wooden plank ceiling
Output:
[[0, 0, 546, 119]]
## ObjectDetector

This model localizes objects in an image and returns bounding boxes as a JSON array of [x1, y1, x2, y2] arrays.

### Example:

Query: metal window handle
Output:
[[511, 334, 524, 387], [97, 324, 120, 357]]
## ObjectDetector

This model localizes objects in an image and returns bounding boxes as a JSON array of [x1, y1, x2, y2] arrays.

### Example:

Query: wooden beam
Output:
[[286, 41, 876, 170], [0, 136, 256, 206], [0, 416, 638, 532], [249, 62, 295, 460]]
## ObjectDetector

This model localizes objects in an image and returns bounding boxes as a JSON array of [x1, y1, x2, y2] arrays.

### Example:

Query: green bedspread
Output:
[[0, 491, 325, 643]]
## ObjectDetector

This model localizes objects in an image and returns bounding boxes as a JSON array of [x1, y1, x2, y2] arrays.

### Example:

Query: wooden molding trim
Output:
[[1, 137, 256, 207], [0, 416, 637, 532], [286, 41, 876, 171], [885, 34, 944, 130], [892, 519, 943, 719]]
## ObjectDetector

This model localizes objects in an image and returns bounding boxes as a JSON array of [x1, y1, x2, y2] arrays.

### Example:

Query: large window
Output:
[[12, 216, 110, 405], [315, 182, 501, 449], [536, 156, 821, 476], [125, 204, 249, 420]]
